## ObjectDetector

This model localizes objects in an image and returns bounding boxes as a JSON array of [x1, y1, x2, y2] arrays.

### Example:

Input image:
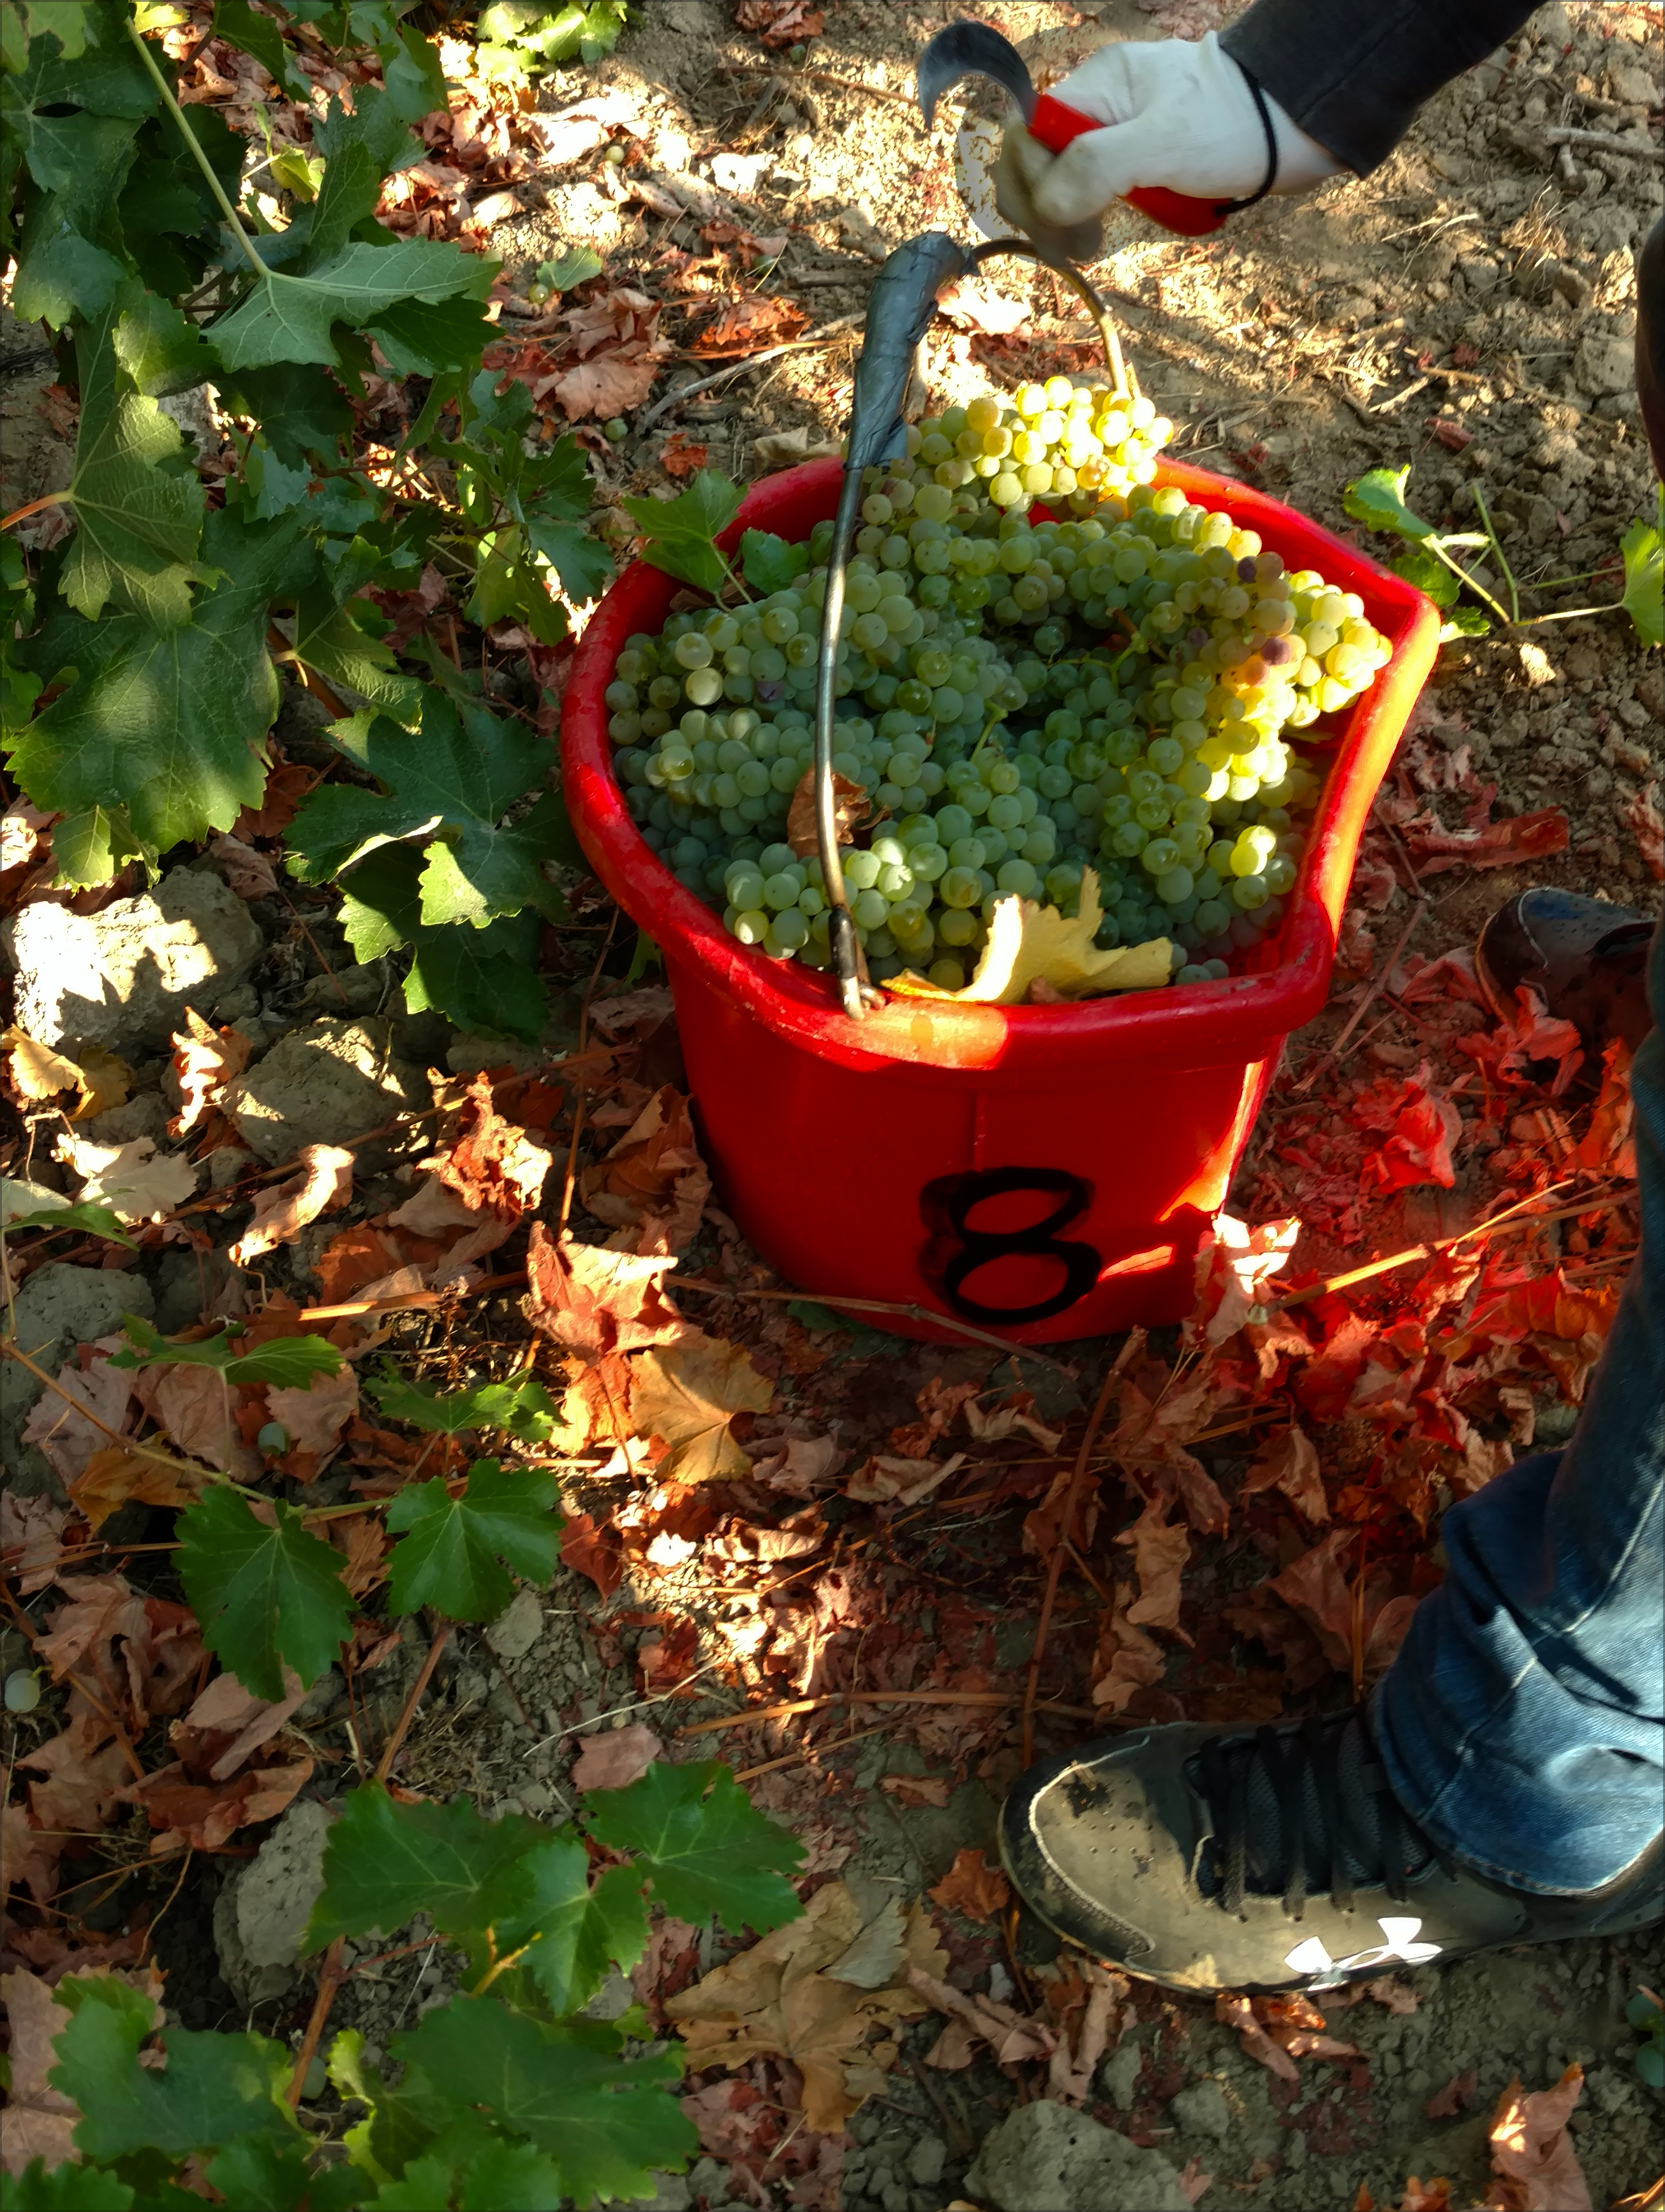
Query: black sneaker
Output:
[[1475, 888, 1654, 1057], [1000, 1707, 1664, 1996]]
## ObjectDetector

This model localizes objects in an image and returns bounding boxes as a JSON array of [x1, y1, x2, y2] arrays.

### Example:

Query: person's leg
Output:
[[1373, 918, 1664, 1894]]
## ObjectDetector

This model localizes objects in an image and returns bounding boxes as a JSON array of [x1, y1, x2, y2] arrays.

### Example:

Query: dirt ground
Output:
[[4, 1, 1664, 2208]]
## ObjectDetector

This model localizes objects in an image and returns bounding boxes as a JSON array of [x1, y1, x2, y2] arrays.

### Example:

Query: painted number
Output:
[[919, 1167, 1100, 1326]]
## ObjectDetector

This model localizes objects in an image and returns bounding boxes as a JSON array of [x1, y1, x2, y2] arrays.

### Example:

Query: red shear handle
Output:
[[1029, 89, 1227, 239]]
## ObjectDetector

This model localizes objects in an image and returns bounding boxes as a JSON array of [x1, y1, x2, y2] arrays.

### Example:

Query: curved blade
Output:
[[916, 18, 1035, 129]]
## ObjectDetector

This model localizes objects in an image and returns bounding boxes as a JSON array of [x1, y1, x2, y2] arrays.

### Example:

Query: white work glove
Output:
[[1001, 32, 1344, 232]]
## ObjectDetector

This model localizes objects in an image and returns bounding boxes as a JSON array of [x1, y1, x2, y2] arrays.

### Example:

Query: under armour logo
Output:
[[1284, 1917, 1442, 1988]]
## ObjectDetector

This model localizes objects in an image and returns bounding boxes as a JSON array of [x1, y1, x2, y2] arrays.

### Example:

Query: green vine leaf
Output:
[[338, 845, 548, 1040], [739, 529, 808, 594], [1620, 512, 1662, 651], [583, 1761, 804, 1933], [49, 1975, 299, 2165], [62, 299, 208, 626], [307, 1782, 539, 1952], [213, 236, 493, 372], [8, 502, 316, 866], [385, 1459, 563, 1621], [1342, 465, 1434, 543], [390, 1996, 693, 2210], [622, 469, 742, 596], [176, 1487, 353, 1700], [287, 695, 572, 927], [108, 1315, 346, 1387], [211, 0, 311, 98], [8, 2157, 136, 2209], [370, 1369, 557, 1441], [496, 1845, 649, 2017]]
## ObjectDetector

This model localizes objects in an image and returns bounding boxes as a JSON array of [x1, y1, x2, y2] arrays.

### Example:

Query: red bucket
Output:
[[562, 457, 1440, 1343]]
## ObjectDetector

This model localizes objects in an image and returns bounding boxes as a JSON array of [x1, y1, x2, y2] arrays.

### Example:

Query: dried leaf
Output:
[[1266, 1528, 1358, 1674], [1483, 2067, 1590, 2211], [1217, 1992, 1300, 2081], [666, 1883, 945, 2133], [1189, 1212, 1303, 1348], [735, 0, 824, 48], [0, 1492, 66, 1595], [3, 1028, 132, 1119], [174, 1669, 310, 1780], [20, 1344, 135, 1486], [68, 1445, 209, 1531], [554, 351, 662, 420], [879, 1774, 951, 1807], [579, 1084, 711, 1254], [898, 869, 1171, 1005], [207, 832, 279, 897], [524, 1221, 690, 1359], [1425, 2068, 1479, 2120], [571, 1725, 663, 1793], [910, 1962, 1058, 2071], [561, 1508, 626, 1598], [54, 1130, 198, 1224], [1624, 779, 1664, 881], [962, 1393, 1062, 1450], [228, 1141, 353, 1265], [928, 1848, 1010, 1922], [1240, 1424, 1330, 1525], [1116, 1494, 1190, 1634], [1574, 1038, 1635, 1177], [265, 1365, 359, 1481], [692, 291, 808, 355], [632, 1332, 774, 1483], [18, 1715, 133, 1850], [787, 769, 870, 859], [844, 1452, 966, 1507], [660, 432, 709, 478], [169, 1008, 255, 1139]]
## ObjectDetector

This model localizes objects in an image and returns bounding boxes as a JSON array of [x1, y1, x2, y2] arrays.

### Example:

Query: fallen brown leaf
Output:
[[788, 768, 869, 859], [561, 1508, 626, 1598], [1239, 1422, 1330, 1525], [928, 1848, 1010, 1922], [554, 351, 661, 419], [524, 1221, 690, 1359], [1425, 2068, 1478, 2120], [735, 0, 824, 46], [20, 1344, 136, 1487], [54, 1130, 198, 1224], [571, 1725, 663, 1793], [3, 1028, 131, 1120], [878, 1774, 951, 1808], [1116, 1492, 1190, 1636], [265, 1364, 359, 1482], [632, 1332, 773, 1484], [910, 1961, 1058, 2071], [169, 1008, 254, 1139], [1483, 2067, 1590, 2211], [660, 432, 709, 478], [691, 291, 808, 355], [228, 1142, 353, 1265], [68, 1445, 209, 1531], [1217, 1992, 1300, 2082], [666, 1882, 945, 2133], [207, 833, 278, 897], [1625, 779, 1664, 882], [579, 1084, 711, 1254]]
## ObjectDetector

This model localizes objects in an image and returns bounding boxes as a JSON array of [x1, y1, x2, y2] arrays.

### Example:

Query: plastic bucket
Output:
[[563, 458, 1440, 1343]]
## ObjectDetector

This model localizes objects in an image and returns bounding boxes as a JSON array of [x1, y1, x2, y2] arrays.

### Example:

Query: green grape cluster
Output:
[[606, 373, 1390, 993]]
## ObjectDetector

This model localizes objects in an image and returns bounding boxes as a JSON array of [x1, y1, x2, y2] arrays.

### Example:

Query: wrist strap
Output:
[[1217, 59, 1278, 214]]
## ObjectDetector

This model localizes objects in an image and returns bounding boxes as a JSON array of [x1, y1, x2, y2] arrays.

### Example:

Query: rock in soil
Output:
[[225, 1017, 428, 1163], [2, 1262, 154, 1498], [2, 866, 263, 1055], [965, 2100, 1192, 2212], [212, 1797, 333, 2007], [484, 1586, 544, 1662]]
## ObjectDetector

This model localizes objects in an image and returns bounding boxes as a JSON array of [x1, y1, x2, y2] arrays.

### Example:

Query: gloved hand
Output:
[[998, 32, 1343, 235]]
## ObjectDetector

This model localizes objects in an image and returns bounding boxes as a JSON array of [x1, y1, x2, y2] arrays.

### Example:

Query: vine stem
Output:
[[1, 491, 71, 533], [122, 10, 269, 280], [374, 1619, 453, 1782], [1019, 1327, 1144, 1767], [285, 1938, 347, 2111], [283, 1622, 454, 2111]]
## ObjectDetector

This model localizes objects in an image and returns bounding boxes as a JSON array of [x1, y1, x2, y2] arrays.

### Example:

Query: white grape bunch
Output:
[[605, 374, 1389, 993]]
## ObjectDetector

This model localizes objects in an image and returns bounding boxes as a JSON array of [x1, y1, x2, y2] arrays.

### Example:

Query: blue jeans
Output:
[[1375, 918, 1665, 1895]]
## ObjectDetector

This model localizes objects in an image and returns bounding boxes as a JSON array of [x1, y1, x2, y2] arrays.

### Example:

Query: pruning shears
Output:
[[917, 20, 1231, 245]]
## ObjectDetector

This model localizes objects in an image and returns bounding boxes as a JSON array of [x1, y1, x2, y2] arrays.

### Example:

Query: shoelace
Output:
[[1191, 1709, 1428, 1919]]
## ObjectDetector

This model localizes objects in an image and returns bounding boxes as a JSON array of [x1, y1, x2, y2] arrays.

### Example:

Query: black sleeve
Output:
[[1220, 0, 1543, 174]]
